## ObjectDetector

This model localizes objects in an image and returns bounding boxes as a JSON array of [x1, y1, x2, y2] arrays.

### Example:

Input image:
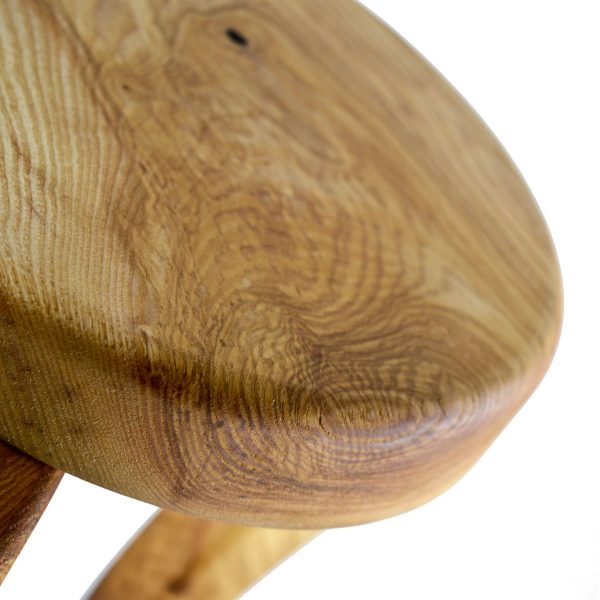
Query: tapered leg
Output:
[[89, 510, 317, 600], [0, 440, 63, 583]]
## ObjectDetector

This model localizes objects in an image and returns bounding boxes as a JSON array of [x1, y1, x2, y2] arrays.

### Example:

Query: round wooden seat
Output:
[[0, 0, 561, 594]]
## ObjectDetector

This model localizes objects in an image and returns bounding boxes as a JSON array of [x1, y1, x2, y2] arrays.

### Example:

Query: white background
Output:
[[2, 1, 599, 598]]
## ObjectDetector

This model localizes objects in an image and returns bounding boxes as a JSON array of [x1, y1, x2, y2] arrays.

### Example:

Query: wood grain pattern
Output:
[[0, 0, 562, 528], [0, 440, 62, 583], [89, 511, 316, 600]]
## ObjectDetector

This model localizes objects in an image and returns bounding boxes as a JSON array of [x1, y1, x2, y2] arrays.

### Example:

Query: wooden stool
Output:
[[0, 0, 562, 596]]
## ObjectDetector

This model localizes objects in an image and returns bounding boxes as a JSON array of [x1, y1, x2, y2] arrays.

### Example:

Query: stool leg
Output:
[[0, 440, 63, 583], [89, 510, 317, 600]]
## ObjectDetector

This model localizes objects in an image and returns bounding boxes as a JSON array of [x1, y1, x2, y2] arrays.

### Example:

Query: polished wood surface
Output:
[[90, 511, 316, 600], [0, 441, 62, 582], [0, 0, 562, 528]]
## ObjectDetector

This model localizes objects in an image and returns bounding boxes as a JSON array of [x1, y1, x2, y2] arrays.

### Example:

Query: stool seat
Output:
[[0, 0, 561, 530]]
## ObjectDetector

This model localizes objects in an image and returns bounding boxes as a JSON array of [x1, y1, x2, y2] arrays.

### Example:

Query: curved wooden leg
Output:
[[89, 511, 317, 600], [0, 440, 63, 583]]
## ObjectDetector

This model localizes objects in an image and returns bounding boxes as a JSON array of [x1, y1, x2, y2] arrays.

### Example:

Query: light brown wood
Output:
[[0, 0, 562, 528], [89, 511, 316, 600], [0, 440, 63, 583]]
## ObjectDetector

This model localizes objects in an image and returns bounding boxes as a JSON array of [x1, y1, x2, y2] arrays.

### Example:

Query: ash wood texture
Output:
[[0, 0, 562, 527], [90, 511, 316, 600], [0, 440, 62, 583]]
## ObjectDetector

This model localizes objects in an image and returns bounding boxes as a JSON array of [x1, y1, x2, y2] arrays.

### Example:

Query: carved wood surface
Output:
[[0, 0, 562, 528]]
